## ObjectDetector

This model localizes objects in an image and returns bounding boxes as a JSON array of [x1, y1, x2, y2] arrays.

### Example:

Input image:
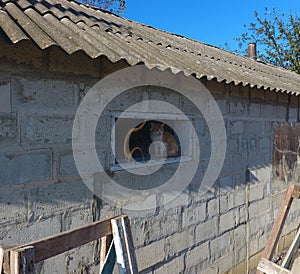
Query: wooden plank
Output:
[[257, 183, 296, 274], [10, 247, 35, 274], [0, 246, 3, 273], [1, 245, 18, 274], [15, 215, 118, 263], [257, 258, 294, 274], [262, 183, 295, 258], [281, 226, 300, 269], [101, 240, 116, 274], [111, 216, 138, 274], [99, 235, 113, 273]]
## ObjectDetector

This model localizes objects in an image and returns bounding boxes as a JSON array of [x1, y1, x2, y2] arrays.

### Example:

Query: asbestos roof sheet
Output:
[[0, 0, 300, 95]]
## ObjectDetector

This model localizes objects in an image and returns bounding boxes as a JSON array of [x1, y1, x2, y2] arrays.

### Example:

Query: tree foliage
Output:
[[81, 0, 125, 14], [227, 8, 300, 74]]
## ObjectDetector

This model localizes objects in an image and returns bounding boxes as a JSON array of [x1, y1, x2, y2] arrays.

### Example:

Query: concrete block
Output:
[[136, 240, 165, 271], [232, 224, 246, 247], [248, 198, 270, 220], [0, 188, 27, 223], [210, 231, 232, 260], [0, 79, 11, 113], [289, 107, 298, 121], [166, 228, 194, 256], [1, 216, 61, 245], [215, 98, 228, 115], [197, 263, 219, 274], [229, 101, 247, 115], [261, 105, 277, 119], [248, 103, 261, 117], [22, 115, 74, 144], [227, 188, 245, 208], [219, 195, 229, 214], [0, 113, 17, 145], [230, 121, 244, 135], [276, 105, 287, 118], [160, 212, 181, 237], [65, 243, 95, 273], [185, 242, 209, 267], [249, 183, 265, 202], [217, 252, 234, 273], [247, 121, 262, 136], [195, 217, 217, 243], [154, 255, 184, 274], [259, 136, 271, 150], [207, 198, 219, 218], [39, 253, 66, 274], [219, 210, 236, 233], [12, 77, 78, 110], [149, 88, 181, 109], [0, 150, 52, 186], [34, 181, 92, 218], [182, 202, 206, 228], [64, 208, 93, 230], [59, 151, 80, 179]]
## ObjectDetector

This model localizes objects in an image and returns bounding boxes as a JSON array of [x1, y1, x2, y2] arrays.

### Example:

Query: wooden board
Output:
[[111, 216, 138, 274], [14, 215, 119, 263], [257, 258, 294, 274], [261, 183, 295, 260]]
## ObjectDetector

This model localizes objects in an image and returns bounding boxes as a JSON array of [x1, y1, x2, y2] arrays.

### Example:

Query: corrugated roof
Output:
[[0, 0, 300, 95]]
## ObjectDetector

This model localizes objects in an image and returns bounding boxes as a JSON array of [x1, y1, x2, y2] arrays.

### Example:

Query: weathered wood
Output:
[[0, 246, 3, 273], [262, 184, 295, 258], [111, 216, 138, 274], [1, 245, 18, 274], [10, 247, 35, 274], [256, 183, 297, 274], [16, 215, 117, 263], [257, 258, 294, 274], [281, 227, 300, 269], [99, 235, 113, 273], [101, 241, 116, 274]]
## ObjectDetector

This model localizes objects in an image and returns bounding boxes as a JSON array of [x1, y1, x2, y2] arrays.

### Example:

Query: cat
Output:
[[149, 122, 179, 159]]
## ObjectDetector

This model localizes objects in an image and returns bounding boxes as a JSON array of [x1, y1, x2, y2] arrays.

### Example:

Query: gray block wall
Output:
[[0, 41, 300, 274]]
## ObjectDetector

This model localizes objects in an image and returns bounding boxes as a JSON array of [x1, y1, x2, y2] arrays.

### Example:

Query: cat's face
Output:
[[150, 123, 164, 136]]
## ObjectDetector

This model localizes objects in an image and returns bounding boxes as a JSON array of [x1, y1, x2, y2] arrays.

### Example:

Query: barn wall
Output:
[[1, 41, 300, 274]]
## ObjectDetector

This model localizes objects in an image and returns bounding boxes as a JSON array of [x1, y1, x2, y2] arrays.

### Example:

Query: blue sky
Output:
[[122, 0, 299, 50]]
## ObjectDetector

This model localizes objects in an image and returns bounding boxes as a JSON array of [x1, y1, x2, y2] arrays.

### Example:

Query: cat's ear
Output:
[[149, 123, 154, 130]]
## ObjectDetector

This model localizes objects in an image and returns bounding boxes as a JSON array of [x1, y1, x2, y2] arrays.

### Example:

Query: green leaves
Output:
[[81, 0, 126, 14], [228, 8, 300, 74]]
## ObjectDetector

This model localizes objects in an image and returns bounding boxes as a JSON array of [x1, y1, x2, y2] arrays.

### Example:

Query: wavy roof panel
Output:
[[0, 0, 299, 95]]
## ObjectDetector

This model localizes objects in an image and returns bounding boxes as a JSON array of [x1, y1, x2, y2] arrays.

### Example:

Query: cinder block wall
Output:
[[1, 40, 300, 274]]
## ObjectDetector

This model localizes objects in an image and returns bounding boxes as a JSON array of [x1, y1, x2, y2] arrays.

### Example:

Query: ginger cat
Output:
[[149, 122, 179, 158]]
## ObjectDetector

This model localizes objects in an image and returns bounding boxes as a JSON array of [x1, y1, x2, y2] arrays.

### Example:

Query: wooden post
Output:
[[257, 258, 294, 274], [256, 183, 298, 274], [0, 246, 4, 273], [281, 226, 300, 269], [99, 235, 113, 273], [10, 246, 35, 274], [111, 216, 138, 274]]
